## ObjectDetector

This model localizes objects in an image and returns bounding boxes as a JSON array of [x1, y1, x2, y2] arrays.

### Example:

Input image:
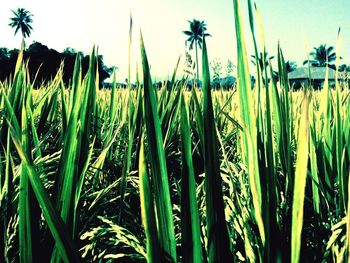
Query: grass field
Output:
[[1, 0, 350, 262]]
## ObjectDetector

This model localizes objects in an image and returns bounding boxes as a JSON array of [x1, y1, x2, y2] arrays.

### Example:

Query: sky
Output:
[[1, 0, 350, 82]]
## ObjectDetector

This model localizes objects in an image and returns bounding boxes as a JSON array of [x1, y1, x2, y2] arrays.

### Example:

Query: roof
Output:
[[288, 67, 338, 80]]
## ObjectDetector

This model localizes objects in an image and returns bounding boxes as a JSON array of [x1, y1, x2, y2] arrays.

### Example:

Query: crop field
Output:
[[1, 0, 350, 263]]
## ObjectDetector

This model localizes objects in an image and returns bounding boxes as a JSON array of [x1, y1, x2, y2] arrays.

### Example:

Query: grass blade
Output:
[[140, 31, 177, 262], [138, 134, 160, 263], [202, 36, 232, 262], [291, 90, 310, 263], [180, 93, 202, 263], [19, 83, 32, 263], [232, 0, 265, 245], [3, 92, 81, 263]]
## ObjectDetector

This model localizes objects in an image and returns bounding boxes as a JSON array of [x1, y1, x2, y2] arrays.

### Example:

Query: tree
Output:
[[9, 8, 33, 41], [251, 52, 275, 84], [285, 60, 297, 73], [303, 44, 337, 68], [339, 64, 350, 72], [97, 54, 113, 85], [183, 19, 211, 83], [0, 48, 11, 80], [225, 59, 235, 76], [251, 52, 274, 72], [210, 58, 223, 80], [0, 43, 113, 86]]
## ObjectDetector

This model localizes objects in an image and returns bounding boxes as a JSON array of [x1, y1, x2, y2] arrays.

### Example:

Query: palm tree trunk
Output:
[[21, 38, 26, 50], [195, 41, 199, 87]]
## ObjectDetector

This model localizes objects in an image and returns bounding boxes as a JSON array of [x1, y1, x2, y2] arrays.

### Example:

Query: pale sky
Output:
[[1, 0, 350, 82]]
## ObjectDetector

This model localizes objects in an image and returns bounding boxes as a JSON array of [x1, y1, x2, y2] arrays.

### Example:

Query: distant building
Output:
[[288, 67, 342, 89]]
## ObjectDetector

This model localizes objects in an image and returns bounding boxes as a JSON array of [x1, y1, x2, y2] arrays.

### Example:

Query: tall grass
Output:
[[1, 0, 349, 262]]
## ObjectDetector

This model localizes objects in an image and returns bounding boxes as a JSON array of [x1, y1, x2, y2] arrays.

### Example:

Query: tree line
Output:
[[5, 8, 349, 89], [0, 42, 112, 87], [183, 19, 349, 79], [4, 8, 112, 87]]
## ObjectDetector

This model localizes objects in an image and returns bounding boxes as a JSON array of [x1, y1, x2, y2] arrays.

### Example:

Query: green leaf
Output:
[[232, 0, 265, 245], [5, 104, 81, 263], [180, 93, 202, 263], [291, 91, 310, 263], [19, 86, 32, 263], [202, 36, 232, 262], [138, 134, 160, 263], [140, 31, 177, 262]]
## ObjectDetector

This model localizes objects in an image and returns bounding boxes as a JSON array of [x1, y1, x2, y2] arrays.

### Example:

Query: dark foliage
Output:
[[302, 44, 338, 69], [0, 41, 112, 87]]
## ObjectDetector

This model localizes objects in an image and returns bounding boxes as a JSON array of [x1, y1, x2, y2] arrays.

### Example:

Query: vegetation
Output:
[[1, 1, 350, 263], [303, 44, 338, 68], [6, 9, 112, 85], [0, 42, 112, 85], [9, 8, 33, 39], [183, 19, 211, 82], [285, 60, 297, 73], [250, 51, 274, 71]]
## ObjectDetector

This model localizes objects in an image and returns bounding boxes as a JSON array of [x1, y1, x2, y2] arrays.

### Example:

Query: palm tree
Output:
[[9, 8, 33, 44], [251, 52, 274, 71], [183, 19, 211, 83], [285, 60, 297, 73], [251, 52, 275, 84], [339, 64, 350, 72], [303, 44, 337, 68]]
